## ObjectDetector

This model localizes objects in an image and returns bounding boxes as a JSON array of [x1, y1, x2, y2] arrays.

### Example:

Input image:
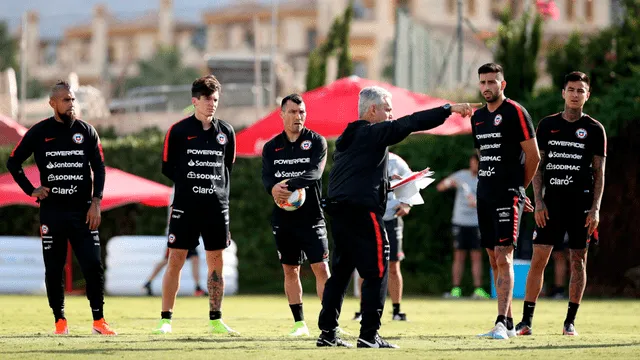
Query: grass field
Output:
[[0, 295, 638, 359]]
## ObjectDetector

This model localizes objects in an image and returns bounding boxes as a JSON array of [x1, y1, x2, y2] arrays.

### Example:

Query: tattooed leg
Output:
[[206, 250, 225, 312], [569, 249, 588, 304], [495, 245, 514, 317]]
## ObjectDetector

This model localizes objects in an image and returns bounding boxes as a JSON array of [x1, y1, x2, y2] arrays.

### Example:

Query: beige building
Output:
[[21, 0, 204, 88]]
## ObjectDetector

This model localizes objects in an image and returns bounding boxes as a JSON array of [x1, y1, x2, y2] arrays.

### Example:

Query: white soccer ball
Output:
[[276, 185, 306, 211]]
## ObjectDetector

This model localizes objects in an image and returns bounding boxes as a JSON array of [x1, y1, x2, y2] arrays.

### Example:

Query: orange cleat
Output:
[[92, 318, 117, 335], [54, 319, 68, 335]]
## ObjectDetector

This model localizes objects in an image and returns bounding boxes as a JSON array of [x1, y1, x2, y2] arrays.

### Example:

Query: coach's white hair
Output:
[[358, 86, 392, 119]]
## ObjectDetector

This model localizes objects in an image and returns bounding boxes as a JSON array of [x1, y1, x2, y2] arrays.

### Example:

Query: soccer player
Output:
[[261, 94, 331, 337], [143, 187, 205, 297], [437, 153, 491, 299], [471, 63, 540, 340], [154, 75, 237, 335], [317, 85, 477, 348], [6, 80, 116, 335], [515, 71, 606, 336], [353, 152, 413, 322]]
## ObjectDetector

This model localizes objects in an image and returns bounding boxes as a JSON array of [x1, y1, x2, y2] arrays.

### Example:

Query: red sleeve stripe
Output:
[[507, 99, 532, 140], [98, 141, 105, 161], [10, 136, 24, 157], [162, 124, 175, 162]]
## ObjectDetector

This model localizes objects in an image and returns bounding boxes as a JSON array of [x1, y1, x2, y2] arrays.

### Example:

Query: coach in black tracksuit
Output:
[[6, 81, 111, 333], [316, 86, 476, 348]]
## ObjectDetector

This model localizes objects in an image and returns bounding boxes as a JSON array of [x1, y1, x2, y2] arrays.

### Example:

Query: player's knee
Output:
[[283, 264, 300, 278], [495, 255, 512, 269]]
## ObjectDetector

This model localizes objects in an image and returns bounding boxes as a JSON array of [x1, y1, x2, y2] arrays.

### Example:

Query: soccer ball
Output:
[[276, 184, 306, 211]]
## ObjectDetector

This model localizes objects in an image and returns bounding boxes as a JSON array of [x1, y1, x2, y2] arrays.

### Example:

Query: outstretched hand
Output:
[[451, 103, 483, 118]]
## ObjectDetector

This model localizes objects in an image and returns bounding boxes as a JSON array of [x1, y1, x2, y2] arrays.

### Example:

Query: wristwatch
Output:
[[442, 103, 452, 114]]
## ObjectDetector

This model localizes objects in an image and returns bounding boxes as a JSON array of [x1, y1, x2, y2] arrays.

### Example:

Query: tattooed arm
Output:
[[533, 150, 549, 227], [586, 155, 606, 235]]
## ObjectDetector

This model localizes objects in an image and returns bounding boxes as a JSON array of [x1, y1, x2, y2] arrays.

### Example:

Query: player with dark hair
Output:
[[471, 63, 540, 339], [262, 94, 330, 336], [515, 71, 606, 336], [154, 75, 237, 335], [7, 80, 115, 335]]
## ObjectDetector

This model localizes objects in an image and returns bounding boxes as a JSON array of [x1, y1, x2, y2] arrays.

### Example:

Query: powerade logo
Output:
[[476, 133, 502, 139], [45, 150, 84, 157], [187, 149, 223, 156], [274, 158, 311, 165]]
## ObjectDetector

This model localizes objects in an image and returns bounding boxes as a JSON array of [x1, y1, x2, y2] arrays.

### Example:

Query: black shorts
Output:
[[533, 193, 593, 250], [452, 225, 481, 250], [478, 190, 525, 249], [167, 205, 230, 251], [384, 217, 404, 261], [164, 247, 198, 259], [273, 222, 329, 266]]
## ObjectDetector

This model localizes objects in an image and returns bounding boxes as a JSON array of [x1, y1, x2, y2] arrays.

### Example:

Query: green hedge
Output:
[[0, 130, 489, 295]]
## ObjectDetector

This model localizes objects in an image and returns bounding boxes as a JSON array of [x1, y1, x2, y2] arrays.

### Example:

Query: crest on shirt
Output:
[[575, 128, 587, 139], [493, 114, 502, 126], [216, 132, 228, 145], [168, 233, 176, 244], [41, 224, 49, 235], [72, 133, 84, 144], [301, 140, 312, 150]]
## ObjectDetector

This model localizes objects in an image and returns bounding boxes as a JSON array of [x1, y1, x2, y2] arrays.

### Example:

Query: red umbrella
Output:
[[0, 165, 172, 210], [0, 114, 28, 147], [236, 76, 472, 157]]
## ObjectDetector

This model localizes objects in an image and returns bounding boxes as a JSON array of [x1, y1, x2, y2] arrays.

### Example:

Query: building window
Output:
[[191, 26, 206, 51], [566, 0, 575, 21], [307, 29, 317, 51], [354, 61, 367, 78], [353, 0, 373, 20], [447, 0, 456, 15], [585, 0, 594, 22], [467, 0, 476, 16]]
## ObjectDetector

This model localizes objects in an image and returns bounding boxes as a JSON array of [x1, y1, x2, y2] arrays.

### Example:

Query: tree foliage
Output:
[[120, 47, 200, 94], [0, 21, 18, 72], [494, 8, 543, 101], [305, 2, 354, 91]]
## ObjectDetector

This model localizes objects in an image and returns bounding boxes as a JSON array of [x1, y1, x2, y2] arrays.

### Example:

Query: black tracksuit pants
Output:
[[40, 206, 105, 317], [318, 203, 389, 339]]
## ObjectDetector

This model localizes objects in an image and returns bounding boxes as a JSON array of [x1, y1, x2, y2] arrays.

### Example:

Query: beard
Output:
[[57, 110, 75, 126], [484, 91, 500, 103]]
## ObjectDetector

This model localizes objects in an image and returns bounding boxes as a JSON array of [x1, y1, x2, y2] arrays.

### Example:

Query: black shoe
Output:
[[357, 333, 399, 348], [392, 313, 407, 321], [515, 321, 532, 336], [352, 312, 362, 321], [143, 283, 152, 296], [316, 332, 353, 348], [562, 322, 578, 336]]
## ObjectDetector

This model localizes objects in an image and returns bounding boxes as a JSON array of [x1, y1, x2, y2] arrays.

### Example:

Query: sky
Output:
[[0, 0, 243, 37]]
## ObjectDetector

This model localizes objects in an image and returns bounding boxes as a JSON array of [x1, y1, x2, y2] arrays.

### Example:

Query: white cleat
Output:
[[507, 327, 517, 338], [152, 321, 172, 334], [478, 322, 509, 340], [288, 321, 310, 337]]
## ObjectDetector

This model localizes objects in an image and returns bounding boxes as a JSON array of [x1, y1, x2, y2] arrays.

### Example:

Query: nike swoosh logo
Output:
[[475, 122, 484, 125], [45, 138, 55, 142], [275, 147, 284, 152], [551, 130, 560, 133], [357, 338, 379, 348], [188, 136, 197, 140], [499, 238, 510, 242]]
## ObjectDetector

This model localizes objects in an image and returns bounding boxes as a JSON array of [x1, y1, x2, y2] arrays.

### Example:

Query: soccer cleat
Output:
[[392, 313, 407, 321], [357, 333, 399, 348], [143, 283, 153, 296], [152, 319, 172, 334], [563, 323, 578, 336], [336, 327, 353, 337], [53, 319, 68, 335], [209, 319, 240, 336], [506, 327, 517, 338], [316, 331, 353, 348], [194, 289, 206, 297], [471, 287, 491, 299], [288, 321, 310, 337], [477, 322, 509, 340], [450, 287, 462, 298], [515, 321, 532, 336], [92, 318, 117, 335], [352, 312, 362, 321]]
